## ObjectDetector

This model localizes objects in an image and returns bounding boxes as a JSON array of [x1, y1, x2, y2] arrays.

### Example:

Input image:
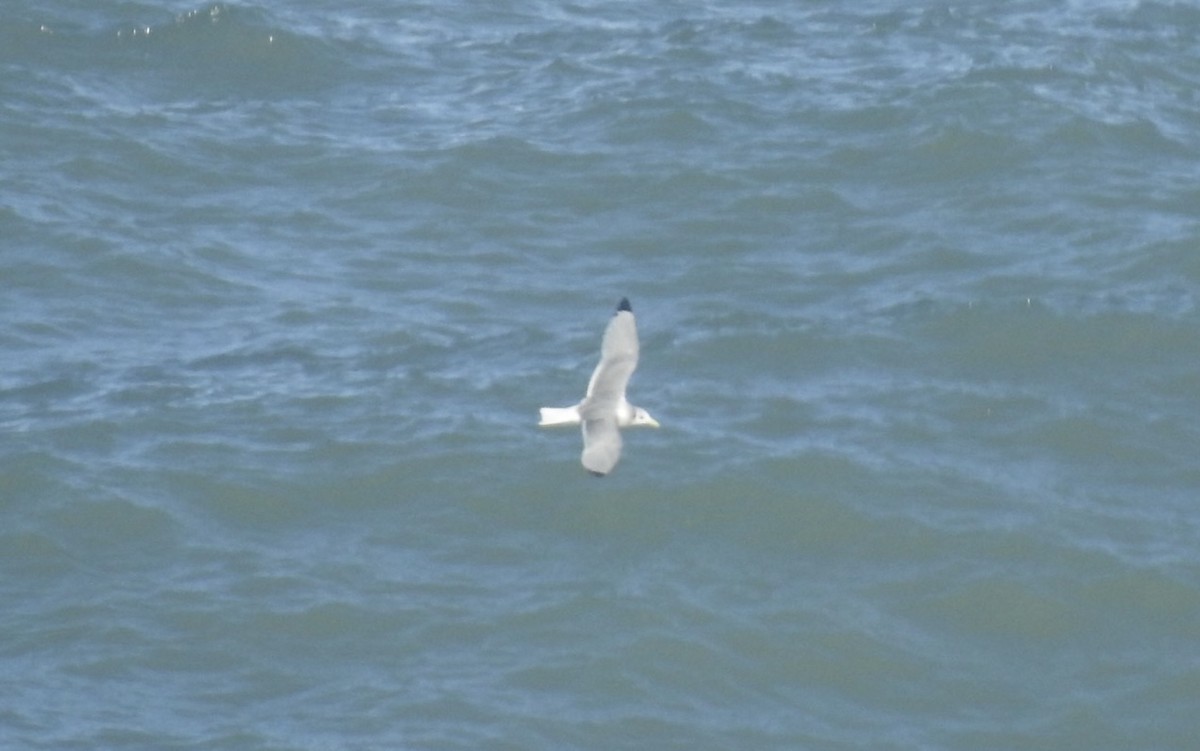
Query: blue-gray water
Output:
[[3, 1, 1199, 748]]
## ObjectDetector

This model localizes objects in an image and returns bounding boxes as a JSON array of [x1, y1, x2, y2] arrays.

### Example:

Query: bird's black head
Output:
[[617, 297, 632, 313]]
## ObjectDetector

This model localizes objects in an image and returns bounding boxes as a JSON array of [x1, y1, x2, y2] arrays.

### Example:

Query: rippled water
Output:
[[3, 1, 1199, 749]]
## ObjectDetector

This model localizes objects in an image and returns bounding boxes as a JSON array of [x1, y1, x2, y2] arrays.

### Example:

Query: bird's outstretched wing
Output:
[[581, 418, 622, 476], [584, 298, 639, 409]]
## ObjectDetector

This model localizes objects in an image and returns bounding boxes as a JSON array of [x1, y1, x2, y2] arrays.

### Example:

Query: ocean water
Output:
[[3, 0, 1199, 748]]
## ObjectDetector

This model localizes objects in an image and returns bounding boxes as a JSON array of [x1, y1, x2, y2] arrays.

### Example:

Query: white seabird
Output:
[[538, 297, 659, 476]]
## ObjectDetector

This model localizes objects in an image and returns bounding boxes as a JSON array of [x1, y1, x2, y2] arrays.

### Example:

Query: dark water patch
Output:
[[112, 4, 348, 101], [0, 529, 76, 583], [913, 302, 1199, 381], [46, 495, 182, 560], [8, 3, 352, 106], [1049, 113, 1194, 157]]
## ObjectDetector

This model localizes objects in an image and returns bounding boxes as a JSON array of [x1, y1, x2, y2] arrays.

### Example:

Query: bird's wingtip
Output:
[[617, 297, 632, 313]]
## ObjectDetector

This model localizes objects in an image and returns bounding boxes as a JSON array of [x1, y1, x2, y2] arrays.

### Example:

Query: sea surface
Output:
[[3, 1, 1199, 749]]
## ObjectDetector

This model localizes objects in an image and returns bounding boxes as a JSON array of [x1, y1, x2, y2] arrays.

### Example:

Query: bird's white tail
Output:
[[538, 406, 581, 426]]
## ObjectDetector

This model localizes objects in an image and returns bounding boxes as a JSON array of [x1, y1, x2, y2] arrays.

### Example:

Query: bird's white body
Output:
[[538, 298, 658, 475], [538, 400, 646, 428]]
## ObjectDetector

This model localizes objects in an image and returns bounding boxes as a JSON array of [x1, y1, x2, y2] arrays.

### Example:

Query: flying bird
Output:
[[539, 297, 659, 475]]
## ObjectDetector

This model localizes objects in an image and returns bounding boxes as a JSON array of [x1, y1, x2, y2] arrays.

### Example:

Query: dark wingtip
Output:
[[617, 297, 632, 313], [588, 470, 606, 478]]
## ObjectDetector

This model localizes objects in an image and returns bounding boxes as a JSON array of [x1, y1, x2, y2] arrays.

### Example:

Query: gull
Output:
[[539, 298, 660, 476]]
